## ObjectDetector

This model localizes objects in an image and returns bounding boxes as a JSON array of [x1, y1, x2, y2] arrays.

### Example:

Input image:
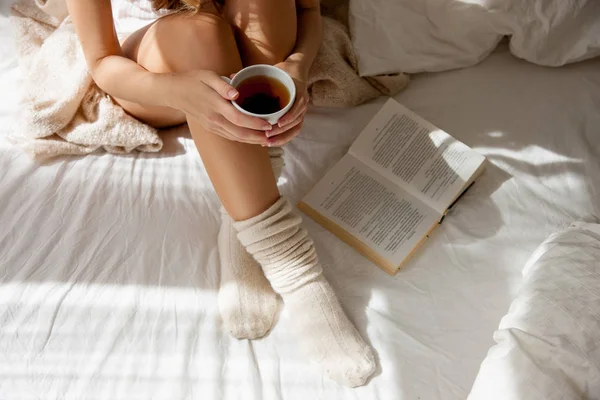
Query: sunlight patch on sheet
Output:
[[486, 131, 503, 138], [475, 145, 583, 166], [0, 281, 210, 309], [0, 279, 316, 399], [454, 0, 491, 5]]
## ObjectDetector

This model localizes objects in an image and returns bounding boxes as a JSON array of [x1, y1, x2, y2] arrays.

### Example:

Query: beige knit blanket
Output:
[[11, 0, 408, 159], [10, 0, 163, 158], [309, 1, 409, 107]]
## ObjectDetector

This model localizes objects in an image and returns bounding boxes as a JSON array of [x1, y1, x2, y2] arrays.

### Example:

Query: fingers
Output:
[[220, 102, 272, 131], [266, 112, 304, 138], [267, 118, 304, 147], [214, 115, 268, 145], [277, 92, 308, 127], [201, 71, 239, 100]]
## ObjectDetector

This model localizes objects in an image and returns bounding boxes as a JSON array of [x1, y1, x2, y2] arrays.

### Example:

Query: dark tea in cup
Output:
[[235, 75, 291, 115]]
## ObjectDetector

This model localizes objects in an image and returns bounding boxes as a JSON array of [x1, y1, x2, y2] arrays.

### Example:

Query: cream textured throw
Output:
[[10, 0, 162, 159], [308, 0, 409, 107], [308, 15, 409, 107], [234, 197, 376, 387]]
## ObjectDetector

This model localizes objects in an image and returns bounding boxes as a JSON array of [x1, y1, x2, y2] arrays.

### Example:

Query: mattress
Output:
[[1, 3, 600, 399]]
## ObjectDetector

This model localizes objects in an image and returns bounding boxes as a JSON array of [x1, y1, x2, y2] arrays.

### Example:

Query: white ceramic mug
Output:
[[223, 64, 296, 125]]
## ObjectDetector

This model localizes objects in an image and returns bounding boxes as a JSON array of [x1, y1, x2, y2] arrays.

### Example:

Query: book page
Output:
[[301, 155, 440, 267], [349, 99, 485, 213]]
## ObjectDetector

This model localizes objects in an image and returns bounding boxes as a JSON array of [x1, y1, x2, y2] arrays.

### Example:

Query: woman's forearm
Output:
[[287, 0, 323, 77], [66, 0, 174, 109], [91, 56, 175, 108]]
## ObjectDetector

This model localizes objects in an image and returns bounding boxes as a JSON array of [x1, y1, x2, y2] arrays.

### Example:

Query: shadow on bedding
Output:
[[0, 2, 11, 18]]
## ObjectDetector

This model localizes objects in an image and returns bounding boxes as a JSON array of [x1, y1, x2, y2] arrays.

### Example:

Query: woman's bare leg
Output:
[[222, 0, 297, 65], [115, 10, 282, 340], [114, 2, 300, 233], [225, 3, 375, 387], [117, 11, 279, 221]]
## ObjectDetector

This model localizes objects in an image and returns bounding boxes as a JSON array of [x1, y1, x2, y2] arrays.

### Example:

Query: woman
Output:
[[66, 0, 375, 387]]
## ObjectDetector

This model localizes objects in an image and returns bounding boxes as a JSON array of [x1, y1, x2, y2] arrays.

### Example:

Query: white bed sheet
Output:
[[1, 4, 600, 399]]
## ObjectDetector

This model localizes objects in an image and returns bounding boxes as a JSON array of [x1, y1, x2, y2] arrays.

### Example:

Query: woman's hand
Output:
[[265, 61, 310, 147], [167, 70, 272, 145]]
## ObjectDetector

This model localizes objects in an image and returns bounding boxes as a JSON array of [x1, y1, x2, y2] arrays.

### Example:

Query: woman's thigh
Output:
[[116, 10, 242, 127], [222, 0, 297, 65]]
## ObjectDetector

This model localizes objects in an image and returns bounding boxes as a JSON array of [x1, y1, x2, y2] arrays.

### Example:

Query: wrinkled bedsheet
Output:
[[1, 3, 600, 399]]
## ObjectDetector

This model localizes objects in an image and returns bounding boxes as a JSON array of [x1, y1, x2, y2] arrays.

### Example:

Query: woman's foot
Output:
[[234, 198, 376, 387], [284, 274, 376, 387], [217, 147, 285, 339], [218, 208, 278, 339]]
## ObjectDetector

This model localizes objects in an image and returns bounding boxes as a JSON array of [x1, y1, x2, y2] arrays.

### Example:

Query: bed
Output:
[[1, 0, 600, 398]]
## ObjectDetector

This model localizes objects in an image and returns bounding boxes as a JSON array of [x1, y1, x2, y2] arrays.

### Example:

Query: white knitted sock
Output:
[[218, 147, 284, 339], [234, 198, 376, 387], [218, 208, 278, 339]]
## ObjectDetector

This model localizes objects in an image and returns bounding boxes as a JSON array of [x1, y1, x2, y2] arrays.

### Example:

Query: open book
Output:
[[298, 98, 486, 275]]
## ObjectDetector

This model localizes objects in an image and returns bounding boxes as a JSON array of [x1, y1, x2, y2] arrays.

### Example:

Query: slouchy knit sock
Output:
[[234, 197, 376, 387]]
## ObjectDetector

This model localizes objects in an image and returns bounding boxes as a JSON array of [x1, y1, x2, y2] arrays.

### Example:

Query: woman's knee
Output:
[[123, 11, 243, 76], [116, 12, 243, 127]]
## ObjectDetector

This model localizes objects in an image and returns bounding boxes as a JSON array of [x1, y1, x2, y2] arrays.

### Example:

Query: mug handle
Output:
[[221, 76, 232, 85]]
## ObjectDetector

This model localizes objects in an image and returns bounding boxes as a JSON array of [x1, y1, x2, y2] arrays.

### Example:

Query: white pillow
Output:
[[468, 222, 600, 400], [506, 0, 600, 67], [349, 0, 600, 76], [349, 0, 503, 75]]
